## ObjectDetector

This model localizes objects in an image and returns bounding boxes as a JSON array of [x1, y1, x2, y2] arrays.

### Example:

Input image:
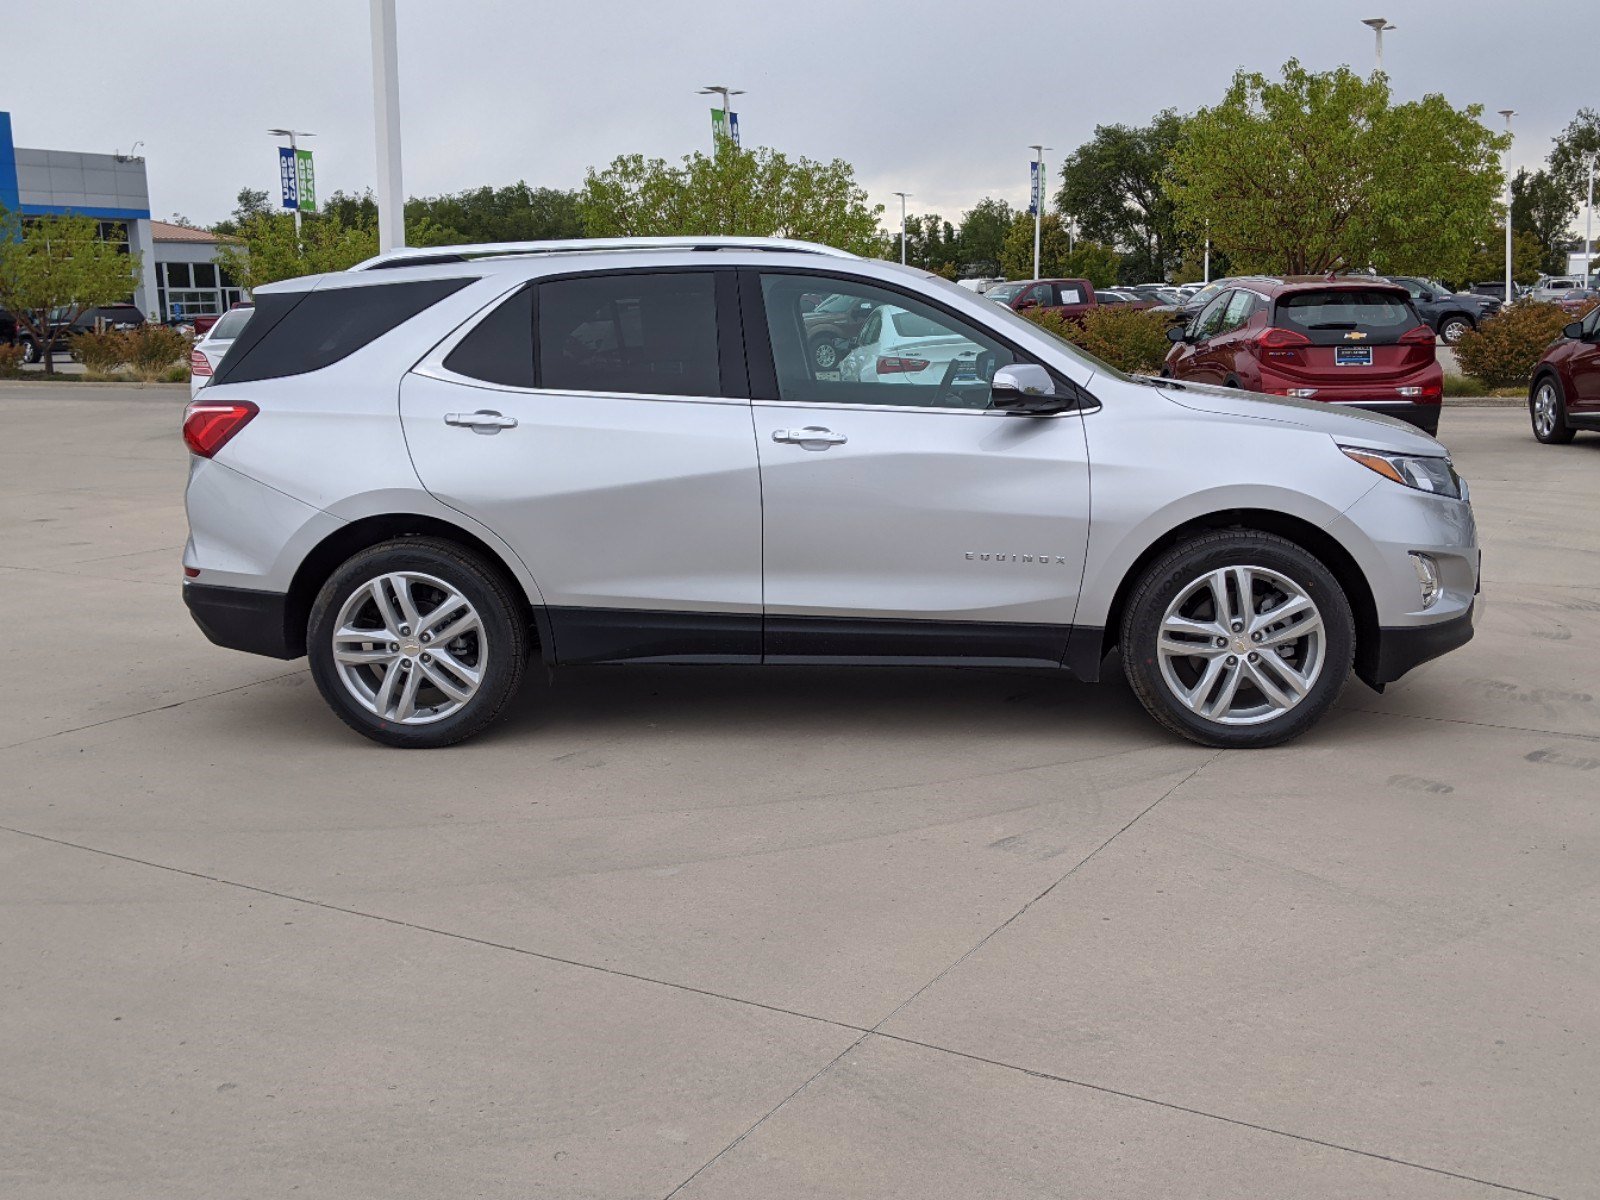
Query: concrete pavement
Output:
[[2, 383, 1596, 1198]]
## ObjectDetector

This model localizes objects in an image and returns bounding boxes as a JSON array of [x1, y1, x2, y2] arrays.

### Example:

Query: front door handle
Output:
[[772, 426, 847, 449], [445, 410, 517, 434]]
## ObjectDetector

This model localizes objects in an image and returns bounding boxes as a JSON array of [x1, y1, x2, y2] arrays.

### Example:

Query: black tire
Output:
[[1437, 315, 1471, 344], [1530, 373, 1577, 444], [810, 336, 840, 371], [306, 537, 528, 748], [1120, 530, 1355, 749]]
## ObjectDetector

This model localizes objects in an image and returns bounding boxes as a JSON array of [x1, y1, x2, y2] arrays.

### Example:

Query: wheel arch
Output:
[[285, 513, 543, 660], [1096, 508, 1380, 686]]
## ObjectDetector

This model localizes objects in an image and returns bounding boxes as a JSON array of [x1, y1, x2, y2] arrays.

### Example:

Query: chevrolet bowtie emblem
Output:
[[1344, 331, 1368, 340]]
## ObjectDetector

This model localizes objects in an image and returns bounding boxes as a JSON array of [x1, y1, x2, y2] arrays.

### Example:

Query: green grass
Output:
[[1443, 374, 1524, 398]]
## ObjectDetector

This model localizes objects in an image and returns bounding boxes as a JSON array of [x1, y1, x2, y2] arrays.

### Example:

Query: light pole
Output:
[[892, 192, 913, 265], [698, 85, 745, 154], [1586, 153, 1596, 289], [370, 0, 405, 251], [1029, 144, 1050, 279], [1203, 219, 1211, 284], [1361, 18, 1394, 75], [267, 127, 314, 241], [1500, 110, 1516, 304]]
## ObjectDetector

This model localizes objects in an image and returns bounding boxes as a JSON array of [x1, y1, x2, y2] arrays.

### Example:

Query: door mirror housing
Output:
[[1563, 321, 1585, 340], [990, 364, 1068, 413], [1166, 323, 1189, 343]]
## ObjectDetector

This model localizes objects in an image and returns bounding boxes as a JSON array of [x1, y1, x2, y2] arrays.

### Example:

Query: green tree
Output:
[[1548, 108, 1600, 210], [998, 213, 1120, 285], [215, 200, 460, 289], [902, 212, 960, 274], [1167, 60, 1507, 278], [955, 197, 1014, 276], [1455, 227, 1545, 288], [1511, 168, 1575, 275], [580, 146, 883, 255], [0, 210, 143, 375], [1057, 110, 1185, 281], [210, 187, 272, 236]]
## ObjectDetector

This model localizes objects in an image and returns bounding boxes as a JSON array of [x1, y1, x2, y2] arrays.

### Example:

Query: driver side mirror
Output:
[[1166, 323, 1189, 343], [990, 364, 1068, 413], [1563, 321, 1585, 340], [1017, 298, 1039, 310]]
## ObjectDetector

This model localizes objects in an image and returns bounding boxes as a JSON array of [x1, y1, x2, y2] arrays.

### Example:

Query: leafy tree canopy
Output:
[[0, 209, 143, 374], [998, 213, 1121, 286], [955, 197, 1014, 276], [1511, 168, 1575, 276], [1548, 108, 1600, 208], [1167, 60, 1508, 278], [580, 145, 883, 256], [1057, 110, 1186, 281]]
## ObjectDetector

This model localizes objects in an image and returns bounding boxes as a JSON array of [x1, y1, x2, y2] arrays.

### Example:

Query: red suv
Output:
[[1163, 277, 1443, 435], [1528, 304, 1600, 443]]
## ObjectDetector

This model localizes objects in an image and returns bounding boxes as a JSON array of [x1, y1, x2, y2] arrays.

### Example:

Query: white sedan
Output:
[[838, 304, 987, 391], [188, 305, 254, 398]]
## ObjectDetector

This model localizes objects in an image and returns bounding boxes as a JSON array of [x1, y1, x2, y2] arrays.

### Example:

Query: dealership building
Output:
[[1, 110, 244, 322]]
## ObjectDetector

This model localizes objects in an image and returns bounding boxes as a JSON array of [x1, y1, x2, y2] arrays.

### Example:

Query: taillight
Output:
[[1400, 325, 1438, 345], [1255, 327, 1312, 350], [876, 356, 931, 374], [183, 399, 258, 458], [189, 349, 212, 377]]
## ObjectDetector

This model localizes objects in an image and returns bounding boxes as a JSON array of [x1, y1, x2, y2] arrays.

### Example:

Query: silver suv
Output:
[[181, 236, 1478, 749]]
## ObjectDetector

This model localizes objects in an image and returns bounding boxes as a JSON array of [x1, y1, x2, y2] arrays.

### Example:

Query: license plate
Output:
[[1335, 345, 1373, 366]]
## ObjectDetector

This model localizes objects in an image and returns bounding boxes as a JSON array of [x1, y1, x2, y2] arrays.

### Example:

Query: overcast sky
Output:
[[7, 1, 1588, 230]]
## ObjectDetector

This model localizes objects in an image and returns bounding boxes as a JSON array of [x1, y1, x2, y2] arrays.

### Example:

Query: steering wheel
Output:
[[930, 356, 965, 405]]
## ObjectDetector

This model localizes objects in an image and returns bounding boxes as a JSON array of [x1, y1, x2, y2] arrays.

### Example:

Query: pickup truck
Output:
[[985, 278, 1106, 322]]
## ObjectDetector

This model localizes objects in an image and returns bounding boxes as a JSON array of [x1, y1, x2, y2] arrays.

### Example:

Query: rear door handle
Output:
[[445, 410, 517, 434], [772, 426, 847, 449]]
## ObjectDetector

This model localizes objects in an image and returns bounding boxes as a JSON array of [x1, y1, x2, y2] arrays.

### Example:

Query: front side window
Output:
[[1219, 289, 1256, 333], [1192, 291, 1233, 339], [537, 272, 720, 397], [759, 273, 1016, 410], [1023, 283, 1053, 307]]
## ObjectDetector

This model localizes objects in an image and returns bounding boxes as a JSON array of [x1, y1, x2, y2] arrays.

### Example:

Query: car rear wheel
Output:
[[1438, 316, 1472, 344], [307, 537, 528, 748], [1120, 531, 1355, 749], [1530, 376, 1576, 444]]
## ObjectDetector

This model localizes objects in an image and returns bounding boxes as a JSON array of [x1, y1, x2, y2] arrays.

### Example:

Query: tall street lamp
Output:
[[370, 0, 405, 252], [892, 192, 913, 265], [1362, 18, 1394, 75], [698, 85, 745, 154], [1586, 152, 1597, 289], [267, 128, 315, 241], [1029, 144, 1051, 280], [1500, 109, 1516, 304]]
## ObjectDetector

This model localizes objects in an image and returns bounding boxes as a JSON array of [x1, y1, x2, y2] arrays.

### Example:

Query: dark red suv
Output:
[[1528, 304, 1600, 443], [1163, 277, 1443, 435]]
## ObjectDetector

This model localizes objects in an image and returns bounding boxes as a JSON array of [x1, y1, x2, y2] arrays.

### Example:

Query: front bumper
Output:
[[184, 583, 302, 659], [1365, 603, 1474, 688]]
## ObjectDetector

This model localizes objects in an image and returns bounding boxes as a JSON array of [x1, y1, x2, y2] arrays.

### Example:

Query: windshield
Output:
[[986, 284, 1025, 303]]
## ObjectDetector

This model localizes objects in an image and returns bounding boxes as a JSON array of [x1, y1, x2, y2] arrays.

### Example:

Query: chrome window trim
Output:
[[752, 398, 1080, 419], [408, 362, 751, 407]]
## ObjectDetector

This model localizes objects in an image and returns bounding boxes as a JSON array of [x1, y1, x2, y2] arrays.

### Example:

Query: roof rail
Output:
[[349, 235, 858, 271]]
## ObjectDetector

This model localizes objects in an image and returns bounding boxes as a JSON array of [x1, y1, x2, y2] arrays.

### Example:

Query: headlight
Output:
[[1340, 445, 1461, 499]]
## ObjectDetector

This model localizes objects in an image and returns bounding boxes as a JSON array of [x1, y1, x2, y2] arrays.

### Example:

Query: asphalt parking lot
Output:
[[3, 383, 1596, 1200]]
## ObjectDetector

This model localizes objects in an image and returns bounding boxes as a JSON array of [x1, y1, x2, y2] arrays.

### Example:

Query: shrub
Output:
[[126, 325, 190, 381], [1453, 301, 1583, 389], [0, 342, 25, 377], [1020, 304, 1174, 375], [160, 362, 191, 383], [70, 329, 129, 374]]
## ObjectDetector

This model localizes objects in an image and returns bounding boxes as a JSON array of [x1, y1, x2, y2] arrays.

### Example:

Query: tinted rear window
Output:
[[537, 272, 720, 397], [1274, 290, 1417, 338], [443, 288, 534, 387], [213, 278, 470, 385], [889, 311, 947, 338]]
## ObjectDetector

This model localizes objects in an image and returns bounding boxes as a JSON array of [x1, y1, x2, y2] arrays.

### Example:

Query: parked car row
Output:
[[0, 303, 148, 363]]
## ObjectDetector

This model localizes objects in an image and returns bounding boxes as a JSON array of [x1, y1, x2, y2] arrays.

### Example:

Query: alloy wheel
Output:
[[1156, 565, 1326, 726], [1534, 383, 1558, 438], [330, 571, 486, 724]]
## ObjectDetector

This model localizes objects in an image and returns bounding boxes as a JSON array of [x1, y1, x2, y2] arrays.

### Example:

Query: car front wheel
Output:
[[1438, 316, 1471, 344], [307, 537, 528, 748], [1530, 376, 1576, 444], [1120, 531, 1355, 748]]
